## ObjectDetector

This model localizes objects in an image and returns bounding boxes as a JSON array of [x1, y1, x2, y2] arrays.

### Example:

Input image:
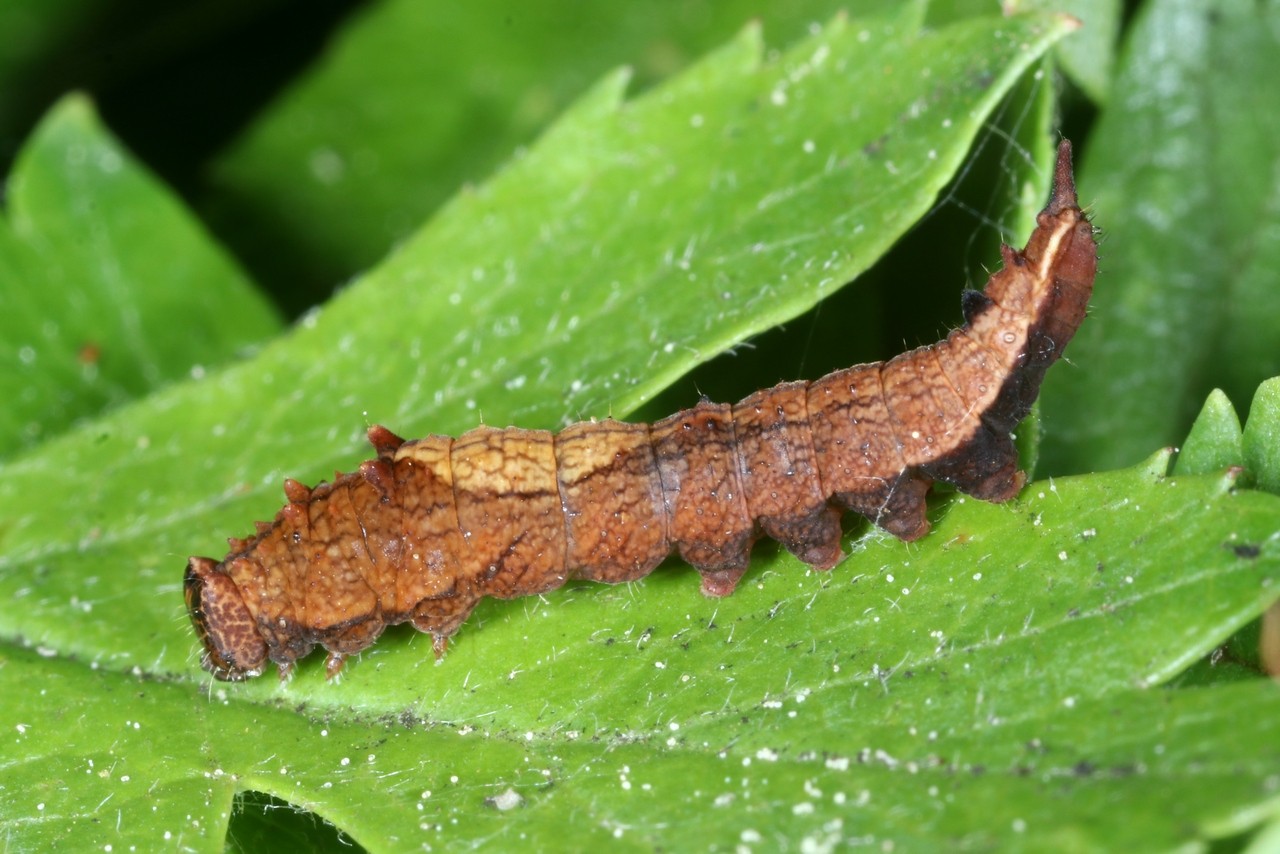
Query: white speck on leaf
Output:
[[486, 788, 524, 811]]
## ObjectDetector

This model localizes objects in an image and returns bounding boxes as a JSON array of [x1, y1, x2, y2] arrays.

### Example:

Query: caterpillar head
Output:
[[184, 556, 267, 681]]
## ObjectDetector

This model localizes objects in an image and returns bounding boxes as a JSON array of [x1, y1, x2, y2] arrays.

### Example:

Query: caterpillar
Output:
[[186, 140, 1097, 682]]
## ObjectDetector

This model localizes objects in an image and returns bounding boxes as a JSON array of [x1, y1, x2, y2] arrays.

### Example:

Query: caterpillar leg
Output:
[[923, 423, 1025, 502], [318, 618, 385, 678], [700, 564, 749, 597], [759, 503, 845, 570], [836, 473, 932, 542], [411, 592, 479, 658]]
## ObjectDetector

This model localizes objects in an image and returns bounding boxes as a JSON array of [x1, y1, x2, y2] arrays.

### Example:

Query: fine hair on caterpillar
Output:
[[185, 140, 1098, 682]]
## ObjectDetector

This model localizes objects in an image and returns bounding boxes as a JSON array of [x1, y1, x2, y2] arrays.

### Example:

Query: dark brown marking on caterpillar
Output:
[[185, 140, 1097, 681]]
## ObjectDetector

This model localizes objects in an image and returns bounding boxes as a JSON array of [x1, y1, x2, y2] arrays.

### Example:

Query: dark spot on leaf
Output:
[[1230, 543, 1260, 559], [970, 69, 996, 90]]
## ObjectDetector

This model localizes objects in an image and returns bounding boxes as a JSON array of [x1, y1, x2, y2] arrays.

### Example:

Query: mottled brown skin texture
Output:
[[186, 140, 1098, 682]]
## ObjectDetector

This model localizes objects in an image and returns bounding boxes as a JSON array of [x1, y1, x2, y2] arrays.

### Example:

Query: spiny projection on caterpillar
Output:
[[186, 140, 1098, 682]]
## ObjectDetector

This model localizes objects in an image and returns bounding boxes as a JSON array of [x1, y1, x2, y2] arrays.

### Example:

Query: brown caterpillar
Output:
[[186, 140, 1097, 682]]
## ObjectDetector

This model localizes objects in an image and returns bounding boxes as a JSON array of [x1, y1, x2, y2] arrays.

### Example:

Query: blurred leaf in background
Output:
[[207, 0, 902, 312], [1039, 0, 1280, 473], [0, 96, 278, 456]]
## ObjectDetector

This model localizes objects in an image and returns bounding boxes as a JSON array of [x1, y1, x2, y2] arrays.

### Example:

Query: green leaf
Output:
[[0, 10, 1104, 848], [1040, 0, 1280, 473], [5, 462, 1279, 850], [206, 0, 904, 304], [0, 94, 280, 457], [13, 8, 1276, 851], [1009, 0, 1121, 103], [1169, 377, 1280, 491], [0, 8, 1077, 668], [1175, 388, 1244, 477], [923, 0, 1119, 103], [1243, 378, 1280, 496], [1167, 379, 1280, 685]]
